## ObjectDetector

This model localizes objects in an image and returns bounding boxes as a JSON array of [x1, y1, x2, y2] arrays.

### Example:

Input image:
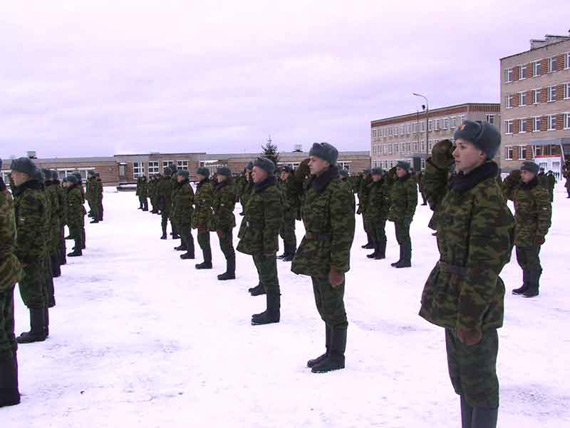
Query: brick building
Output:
[[371, 103, 500, 171], [500, 33, 570, 178]]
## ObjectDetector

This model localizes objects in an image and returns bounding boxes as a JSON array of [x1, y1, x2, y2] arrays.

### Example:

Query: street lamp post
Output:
[[413, 93, 429, 167]]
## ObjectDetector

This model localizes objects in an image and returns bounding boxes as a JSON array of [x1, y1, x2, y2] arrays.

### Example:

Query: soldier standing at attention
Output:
[[388, 161, 417, 268], [171, 170, 195, 260], [291, 143, 355, 373], [339, 169, 356, 212], [192, 167, 215, 270], [365, 167, 390, 260], [357, 169, 373, 249], [157, 168, 174, 240], [237, 158, 283, 325], [65, 175, 85, 258], [420, 121, 514, 428], [11, 158, 49, 344], [545, 170, 556, 202], [213, 167, 237, 280], [136, 175, 148, 211], [503, 161, 551, 298], [0, 158, 22, 407], [86, 170, 100, 223], [277, 165, 299, 262]]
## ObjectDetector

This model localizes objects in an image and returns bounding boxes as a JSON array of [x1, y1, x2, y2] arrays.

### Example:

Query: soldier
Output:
[[240, 162, 254, 217], [213, 167, 237, 280], [96, 172, 104, 221], [339, 169, 356, 212], [156, 168, 174, 239], [388, 161, 417, 268], [503, 162, 551, 298], [420, 121, 514, 428], [357, 169, 373, 249], [417, 170, 428, 205], [171, 170, 195, 260], [44, 170, 62, 283], [365, 167, 390, 260], [72, 171, 87, 249], [277, 165, 299, 262], [565, 164, 570, 198], [192, 167, 215, 270], [237, 158, 283, 325], [65, 175, 85, 257], [148, 175, 158, 214], [290, 143, 355, 373], [536, 167, 546, 188], [546, 170, 556, 202], [10, 158, 50, 344], [136, 176, 148, 210], [0, 158, 22, 407], [86, 170, 100, 223]]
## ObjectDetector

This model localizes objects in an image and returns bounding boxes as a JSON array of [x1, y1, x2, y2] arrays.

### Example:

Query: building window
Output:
[[533, 117, 541, 132], [520, 64, 527, 79], [505, 68, 514, 82], [177, 160, 189, 170], [338, 161, 351, 172], [533, 61, 541, 76], [133, 162, 145, 178], [520, 146, 527, 160], [566, 52, 570, 69], [506, 94, 514, 108], [486, 114, 495, 125], [451, 116, 457, 128], [459, 115, 466, 123], [565, 83, 570, 99], [434, 119, 440, 131], [547, 86, 557, 102], [420, 122, 425, 132], [519, 91, 527, 106], [533, 89, 541, 104], [564, 113, 570, 129], [548, 57, 557, 73], [505, 120, 514, 134], [548, 115, 556, 130], [443, 118, 449, 130], [428, 120, 433, 131], [162, 160, 174, 169], [393, 143, 399, 153], [519, 119, 528, 133], [148, 161, 160, 175], [505, 146, 513, 160]]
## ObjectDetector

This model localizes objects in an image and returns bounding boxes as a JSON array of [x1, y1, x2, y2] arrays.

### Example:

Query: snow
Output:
[[4, 184, 570, 428]]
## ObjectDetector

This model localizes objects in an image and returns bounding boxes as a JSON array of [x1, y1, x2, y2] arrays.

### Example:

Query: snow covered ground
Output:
[[4, 184, 570, 428]]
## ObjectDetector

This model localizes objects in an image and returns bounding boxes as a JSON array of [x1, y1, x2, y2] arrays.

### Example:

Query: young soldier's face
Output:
[[396, 167, 407, 178], [521, 170, 536, 183], [308, 156, 330, 176], [453, 139, 486, 173], [10, 171, 29, 187], [177, 175, 185, 183], [372, 174, 382, 182], [280, 171, 290, 181], [252, 166, 268, 183]]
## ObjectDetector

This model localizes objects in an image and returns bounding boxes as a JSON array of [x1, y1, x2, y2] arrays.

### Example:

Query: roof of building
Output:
[[500, 34, 570, 61]]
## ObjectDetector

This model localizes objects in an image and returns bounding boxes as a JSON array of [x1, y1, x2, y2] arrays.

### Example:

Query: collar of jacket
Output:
[[521, 176, 539, 190], [253, 175, 276, 193], [309, 165, 339, 194], [449, 161, 498, 192], [397, 172, 411, 183], [13, 178, 42, 197], [216, 180, 229, 192], [197, 177, 210, 189]]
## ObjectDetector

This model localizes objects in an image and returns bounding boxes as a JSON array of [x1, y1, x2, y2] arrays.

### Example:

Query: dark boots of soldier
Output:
[[522, 268, 540, 298], [181, 237, 195, 260], [196, 245, 212, 269], [375, 239, 386, 260], [311, 329, 346, 373], [0, 355, 20, 407], [391, 245, 404, 267], [512, 269, 529, 295], [44, 308, 50, 337], [51, 253, 61, 278], [249, 284, 266, 296], [90, 218, 99, 224], [161, 220, 167, 240], [81, 229, 86, 250], [367, 241, 378, 258], [174, 244, 186, 251], [218, 256, 236, 280], [460, 396, 473, 428], [395, 242, 412, 268], [68, 246, 82, 257], [471, 407, 498, 428], [281, 244, 296, 262], [361, 232, 374, 249], [16, 308, 47, 344], [251, 292, 280, 325], [307, 325, 331, 368]]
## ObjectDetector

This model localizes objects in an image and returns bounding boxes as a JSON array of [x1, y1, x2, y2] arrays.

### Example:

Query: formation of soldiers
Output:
[[1, 156, 105, 408]]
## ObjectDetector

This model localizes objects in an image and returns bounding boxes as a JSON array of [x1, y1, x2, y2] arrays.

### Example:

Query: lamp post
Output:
[[413, 93, 429, 167]]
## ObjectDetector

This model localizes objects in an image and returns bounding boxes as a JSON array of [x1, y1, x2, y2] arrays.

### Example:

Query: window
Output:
[[547, 86, 557, 102], [519, 91, 527, 106], [434, 119, 440, 131], [533, 117, 541, 132], [428, 120, 433, 131], [177, 160, 189, 170], [444, 118, 449, 129], [505, 120, 514, 134], [506, 94, 514, 108], [564, 113, 570, 129], [338, 161, 350, 172], [393, 143, 399, 153], [148, 161, 159, 175], [451, 116, 457, 128], [505, 146, 513, 160], [162, 160, 174, 169], [548, 57, 557, 73], [1, 171, 9, 183], [459, 115, 466, 123], [505, 68, 514, 82], [520, 119, 527, 133], [533, 89, 541, 104], [394, 126, 398, 137], [548, 115, 556, 130], [486, 114, 495, 125], [535, 146, 543, 156], [520, 64, 527, 79], [565, 83, 570, 99], [520, 146, 527, 159], [533, 61, 541, 76], [133, 162, 145, 178], [567, 52, 570, 69], [420, 122, 425, 132]]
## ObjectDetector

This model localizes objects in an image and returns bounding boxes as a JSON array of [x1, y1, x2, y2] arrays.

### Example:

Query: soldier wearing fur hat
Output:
[[365, 167, 390, 260], [339, 169, 356, 212], [291, 143, 355, 373], [156, 167, 175, 239], [44, 169, 62, 280], [213, 167, 237, 280], [420, 120, 514, 428], [277, 165, 299, 262], [86, 170, 101, 223], [192, 167, 215, 269], [237, 157, 283, 324], [357, 169, 374, 249], [64, 174, 85, 258], [136, 175, 149, 211], [171, 170, 195, 260], [503, 161, 551, 298], [388, 160, 417, 268]]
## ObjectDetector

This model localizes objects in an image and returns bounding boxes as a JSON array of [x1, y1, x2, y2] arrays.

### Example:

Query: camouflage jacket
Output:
[[147, 179, 157, 200], [192, 179, 215, 230], [237, 176, 283, 255], [419, 161, 514, 333], [0, 185, 22, 291], [504, 177, 551, 247], [66, 184, 85, 228], [213, 180, 237, 230], [136, 177, 147, 197], [340, 179, 356, 213], [240, 177, 254, 210], [156, 177, 174, 213], [86, 176, 101, 203], [54, 181, 66, 227], [12, 179, 49, 265], [357, 175, 372, 214], [364, 179, 390, 223], [171, 180, 194, 226], [279, 177, 300, 220], [388, 173, 417, 222], [291, 166, 355, 278], [45, 183, 61, 251]]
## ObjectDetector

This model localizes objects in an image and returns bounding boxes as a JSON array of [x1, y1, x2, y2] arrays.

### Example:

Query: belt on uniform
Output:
[[246, 221, 263, 229], [306, 231, 332, 241], [438, 261, 468, 277]]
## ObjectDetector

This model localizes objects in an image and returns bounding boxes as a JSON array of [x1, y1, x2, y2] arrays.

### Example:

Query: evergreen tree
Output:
[[261, 136, 280, 166]]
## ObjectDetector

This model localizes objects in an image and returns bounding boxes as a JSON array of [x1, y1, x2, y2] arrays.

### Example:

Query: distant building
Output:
[[500, 33, 570, 178], [371, 103, 500, 171]]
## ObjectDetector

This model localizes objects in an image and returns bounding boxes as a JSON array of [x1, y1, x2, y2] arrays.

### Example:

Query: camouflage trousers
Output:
[[69, 225, 84, 250], [516, 245, 542, 285], [366, 218, 387, 244], [0, 286, 17, 360], [279, 215, 296, 252], [197, 231, 212, 263], [252, 253, 279, 294], [216, 229, 235, 261], [446, 328, 499, 408], [19, 260, 47, 309], [179, 223, 194, 252], [89, 198, 100, 220], [311, 276, 348, 330], [394, 218, 411, 246]]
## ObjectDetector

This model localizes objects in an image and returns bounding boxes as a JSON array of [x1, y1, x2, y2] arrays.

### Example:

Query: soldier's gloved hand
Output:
[[431, 139, 455, 169], [329, 267, 344, 287], [456, 329, 482, 346], [295, 158, 311, 181], [535, 235, 545, 246]]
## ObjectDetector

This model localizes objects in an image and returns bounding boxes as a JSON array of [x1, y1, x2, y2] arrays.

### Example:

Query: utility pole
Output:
[[413, 93, 430, 168]]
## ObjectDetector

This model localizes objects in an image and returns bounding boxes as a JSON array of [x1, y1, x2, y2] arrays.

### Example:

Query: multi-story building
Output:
[[371, 103, 500, 171], [500, 33, 570, 178]]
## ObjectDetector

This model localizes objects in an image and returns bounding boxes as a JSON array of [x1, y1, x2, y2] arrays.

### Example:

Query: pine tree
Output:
[[261, 136, 280, 166]]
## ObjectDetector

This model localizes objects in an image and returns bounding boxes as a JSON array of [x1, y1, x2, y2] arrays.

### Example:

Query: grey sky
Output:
[[1, 0, 569, 158]]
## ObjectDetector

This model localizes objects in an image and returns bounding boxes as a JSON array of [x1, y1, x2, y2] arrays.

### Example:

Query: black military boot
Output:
[[67, 248, 82, 257], [251, 292, 280, 325], [471, 407, 498, 428], [90, 218, 99, 224], [249, 284, 266, 296], [375, 239, 386, 260], [395, 242, 412, 268], [81, 230, 86, 250], [196, 245, 212, 269], [277, 250, 287, 259], [367, 241, 378, 258], [196, 261, 213, 269], [218, 256, 236, 280], [160, 221, 168, 240], [311, 329, 347, 373], [460, 396, 474, 428], [307, 325, 331, 368], [0, 355, 20, 408], [51, 253, 61, 278], [512, 269, 529, 295], [174, 244, 186, 251], [16, 308, 47, 344], [181, 236, 195, 259], [391, 245, 403, 267], [44, 308, 50, 337], [522, 269, 540, 298], [281, 244, 296, 262]]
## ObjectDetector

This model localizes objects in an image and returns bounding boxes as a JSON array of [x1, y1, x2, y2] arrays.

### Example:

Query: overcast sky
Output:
[[1, 1, 569, 159]]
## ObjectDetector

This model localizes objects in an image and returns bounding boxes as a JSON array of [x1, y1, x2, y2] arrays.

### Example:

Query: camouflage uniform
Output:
[[546, 172, 556, 202], [148, 176, 158, 213], [136, 176, 148, 210], [44, 176, 60, 307], [357, 173, 373, 247], [66, 181, 86, 255], [278, 176, 299, 260], [192, 178, 215, 267], [213, 179, 237, 278], [96, 174, 104, 221], [156, 175, 174, 239], [171, 177, 195, 258], [388, 171, 417, 266], [364, 178, 390, 259], [420, 159, 514, 409]]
